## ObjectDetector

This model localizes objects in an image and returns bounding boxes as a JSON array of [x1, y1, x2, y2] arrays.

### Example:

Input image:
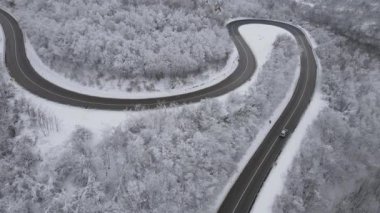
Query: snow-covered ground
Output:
[[2, 21, 312, 212], [15, 23, 296, 163], [212, 24, 301, 211], [23, 23, 300, 212], [251, 27, 326, 213], [239, 24, 291, 68], [0, 28, 128, 159], [295, 0, 316, 8], [233, 24, 297, 92], [3, 27, 237, 160], [25, 38, 239, 99], [251, 92, 326, 213], [16, 92, 129, 158]]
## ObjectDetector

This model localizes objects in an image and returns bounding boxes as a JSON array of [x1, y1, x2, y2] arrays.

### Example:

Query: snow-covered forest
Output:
[[262, 0, 380, 49], [1, 0, 263, 88], [2, 0, 378, 80], [258, 1, 380, 212], [0, 0, 379, 212], [273, 23, 380, 213], [0, 34, 299, 212]]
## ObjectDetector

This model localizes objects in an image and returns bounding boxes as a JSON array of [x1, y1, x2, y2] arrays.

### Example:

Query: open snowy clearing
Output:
[[239, 24, 291, 67]]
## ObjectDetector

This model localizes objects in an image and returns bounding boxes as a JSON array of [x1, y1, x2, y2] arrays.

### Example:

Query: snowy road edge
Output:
[[250, 26, 325, 213], [24, 35, 239, 99], [210, 24, 301, 212], [2, 5, 241, 100]]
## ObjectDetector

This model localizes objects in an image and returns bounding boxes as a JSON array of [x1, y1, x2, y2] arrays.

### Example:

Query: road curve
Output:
[[0, 9, 257, 110], [0, 8, 317, 212], [218, 20, 317, 213]]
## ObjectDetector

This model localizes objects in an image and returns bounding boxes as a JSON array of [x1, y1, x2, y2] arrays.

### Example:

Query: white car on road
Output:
[[280, 129, 290, 138]]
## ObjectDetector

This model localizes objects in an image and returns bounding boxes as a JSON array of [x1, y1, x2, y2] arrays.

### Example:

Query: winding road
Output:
[[0, 8, 317, 213], [218, 20, 317, 213], [0, 9, 256, 110]]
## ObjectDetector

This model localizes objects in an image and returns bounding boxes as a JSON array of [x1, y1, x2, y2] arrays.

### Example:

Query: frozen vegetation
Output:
[[254, 1, 380, 212], [25, 35, 239, 98], [0, 0, 379, 212], [1, 0, 264, 91], [0, 34, 299, 212], [260, 0, 380, 49], [273, 26, 380, 213], [4, 0, 228, 79]]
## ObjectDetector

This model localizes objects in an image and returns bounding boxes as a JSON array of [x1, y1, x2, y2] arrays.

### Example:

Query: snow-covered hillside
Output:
[[260, 0, 380, 49], [0, 22, 300, 212], [25, 35, 239, 99], [1, 0, 379, 212], [0, 0, 265, 91], [272, 24, 380, 213]]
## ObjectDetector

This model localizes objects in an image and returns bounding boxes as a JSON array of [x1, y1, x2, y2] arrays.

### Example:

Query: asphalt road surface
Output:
[[218, 20, 317, 213], [0, 8, 256, 110], [0, 8, 316, 212]]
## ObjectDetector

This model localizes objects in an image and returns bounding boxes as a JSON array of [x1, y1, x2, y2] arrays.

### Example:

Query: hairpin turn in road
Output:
[[0, 8, 316, 213]]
